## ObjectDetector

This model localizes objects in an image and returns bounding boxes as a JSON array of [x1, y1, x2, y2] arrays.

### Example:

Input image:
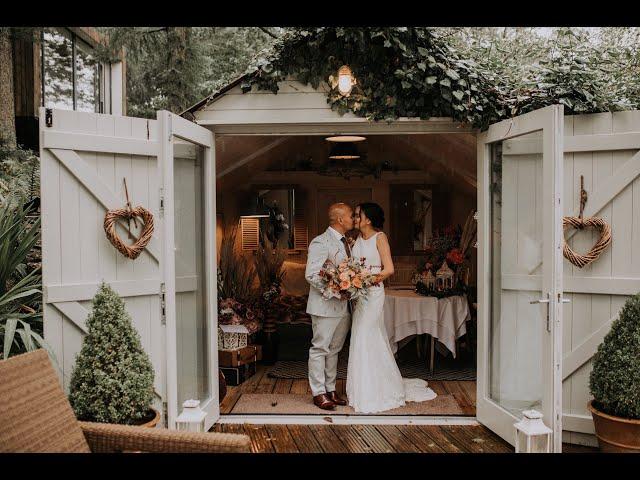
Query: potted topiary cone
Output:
[[69, 282, 158, 427], [588, 292, 640, 452]]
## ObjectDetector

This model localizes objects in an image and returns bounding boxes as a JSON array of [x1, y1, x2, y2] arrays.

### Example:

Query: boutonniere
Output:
[[346, 236, 356, 247]]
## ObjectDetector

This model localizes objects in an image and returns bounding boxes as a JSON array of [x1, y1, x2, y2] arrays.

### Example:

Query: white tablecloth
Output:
[[383, 289, 470, 357]]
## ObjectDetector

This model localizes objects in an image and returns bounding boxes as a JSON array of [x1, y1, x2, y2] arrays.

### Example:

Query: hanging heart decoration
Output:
[[104, 206, 154, 260], [562, 216, 611, 268]]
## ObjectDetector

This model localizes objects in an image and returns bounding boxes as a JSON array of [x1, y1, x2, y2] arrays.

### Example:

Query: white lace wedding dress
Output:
[[346, 232, 437, 413]]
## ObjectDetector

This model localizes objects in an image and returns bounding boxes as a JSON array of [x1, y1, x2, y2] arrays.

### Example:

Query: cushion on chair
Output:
[[0, 349, 91, 453]]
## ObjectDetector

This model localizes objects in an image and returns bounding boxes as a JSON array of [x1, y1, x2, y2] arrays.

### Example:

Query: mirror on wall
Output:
[[255, 187, 296, 250]]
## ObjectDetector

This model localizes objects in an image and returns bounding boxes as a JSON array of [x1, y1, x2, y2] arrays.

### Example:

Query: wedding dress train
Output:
[[346, 233, 437, 414]]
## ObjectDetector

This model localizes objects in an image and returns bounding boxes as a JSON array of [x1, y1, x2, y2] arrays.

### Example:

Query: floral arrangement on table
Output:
[[218, 297, 263, 335], [319, 256, 380, 301], [413, 210, 477, 298]]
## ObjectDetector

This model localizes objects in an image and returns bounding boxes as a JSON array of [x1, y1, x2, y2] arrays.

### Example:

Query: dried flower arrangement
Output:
[[217, 226, 262, 335]]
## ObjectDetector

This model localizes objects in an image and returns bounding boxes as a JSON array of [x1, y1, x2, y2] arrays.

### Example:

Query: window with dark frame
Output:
[[41, 28, 102, 113]]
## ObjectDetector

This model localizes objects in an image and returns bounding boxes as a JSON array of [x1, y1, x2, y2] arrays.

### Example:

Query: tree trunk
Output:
[[0, 28, 16, 146], [165, 27, 190, 114]]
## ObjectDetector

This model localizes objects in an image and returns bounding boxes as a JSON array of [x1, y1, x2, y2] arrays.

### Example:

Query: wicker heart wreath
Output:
[[562, 216, 611, 268], [104, 206, 154, 260]]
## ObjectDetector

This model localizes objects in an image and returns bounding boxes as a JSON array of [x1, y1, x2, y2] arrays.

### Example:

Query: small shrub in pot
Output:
[[69, 282, 155, 425], [589, 293, 640, 419]]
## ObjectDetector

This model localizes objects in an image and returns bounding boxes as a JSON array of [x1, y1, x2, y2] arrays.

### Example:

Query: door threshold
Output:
[[219, 414, 478, 425]]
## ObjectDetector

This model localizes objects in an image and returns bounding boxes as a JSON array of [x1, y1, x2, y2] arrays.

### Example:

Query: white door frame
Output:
[[476, 105, 564, 451], [203, 117, 481, 426], [160, 110, 218, 430]]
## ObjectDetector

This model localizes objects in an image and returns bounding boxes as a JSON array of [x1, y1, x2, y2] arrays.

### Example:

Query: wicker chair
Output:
[[0, 349, 251, 453]]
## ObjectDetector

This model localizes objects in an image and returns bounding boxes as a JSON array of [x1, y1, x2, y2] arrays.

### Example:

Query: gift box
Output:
[[218, 324, 249, 351], [220, 363, 256, 386], [218, 344, 262, 367]]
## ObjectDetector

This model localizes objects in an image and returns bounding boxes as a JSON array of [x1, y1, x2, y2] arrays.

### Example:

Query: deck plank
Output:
[[458, 381, 477, 405], [427, 381, 448, 396], [287, 424, 324, 453], [290, 379, 309, 395], [273, 378, 294, 394], [394, 425, 447, 453], [412, 425, 464, 453], [375, 425, 421, 453], [351, 424, 395, 453], [444, 382, 476, 415], [456, 425, 513, 453], [242, 423, 276, 453], [254, 369, 278, 394], [330, 425, 372, 453], [219, 386, 242, 414], [307, 424, 350, 453], [265, 424, 300, 453], [238, 364, 267, 393], [439, 425, 487, 453]]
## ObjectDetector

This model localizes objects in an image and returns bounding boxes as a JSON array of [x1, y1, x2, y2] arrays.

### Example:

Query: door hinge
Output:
[[160, 282, 166, 325], [162, 401, 168, 428], [159, 188, 165, 218], [45, 108, 53, 128]]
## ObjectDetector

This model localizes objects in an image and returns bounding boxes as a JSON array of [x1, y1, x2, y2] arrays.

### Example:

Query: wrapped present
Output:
[[218, 324, 249, 351]]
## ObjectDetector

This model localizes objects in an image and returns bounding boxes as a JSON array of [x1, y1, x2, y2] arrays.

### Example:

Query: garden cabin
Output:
[[39, 40, 640, 452]]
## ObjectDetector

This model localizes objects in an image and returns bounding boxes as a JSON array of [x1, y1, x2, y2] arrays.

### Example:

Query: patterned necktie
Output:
[[340, 236, 352, 258]]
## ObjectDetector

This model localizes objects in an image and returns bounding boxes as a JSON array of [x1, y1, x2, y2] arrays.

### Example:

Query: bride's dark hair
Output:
[[357, 202, 385, 230]]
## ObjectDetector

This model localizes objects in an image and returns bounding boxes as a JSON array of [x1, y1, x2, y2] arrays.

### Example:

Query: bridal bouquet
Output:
[[319, 257, 379, 301]]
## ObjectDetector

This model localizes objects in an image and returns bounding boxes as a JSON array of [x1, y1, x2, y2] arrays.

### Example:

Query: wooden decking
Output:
[[213, 422, 513, 453], [220, 363, 476, 415]]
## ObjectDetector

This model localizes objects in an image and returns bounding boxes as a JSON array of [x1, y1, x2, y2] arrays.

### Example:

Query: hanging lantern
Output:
[[513, 409, 553, 453], [337, 65, 355, 96], [176, 399, 207, 432]]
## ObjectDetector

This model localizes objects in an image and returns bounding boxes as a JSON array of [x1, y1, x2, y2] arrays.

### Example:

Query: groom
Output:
[[305, 202, 354, 410]]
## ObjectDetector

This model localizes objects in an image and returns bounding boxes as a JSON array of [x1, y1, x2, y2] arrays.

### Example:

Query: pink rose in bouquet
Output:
[[319, 257, 379, 301]]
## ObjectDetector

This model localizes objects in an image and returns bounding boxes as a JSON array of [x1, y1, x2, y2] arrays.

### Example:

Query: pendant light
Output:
[[328, 141, 360, 160]]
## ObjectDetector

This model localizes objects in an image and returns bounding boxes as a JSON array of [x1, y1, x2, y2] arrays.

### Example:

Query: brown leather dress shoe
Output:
[[313, 393, 336, 410], [327, 391, 347, 406]]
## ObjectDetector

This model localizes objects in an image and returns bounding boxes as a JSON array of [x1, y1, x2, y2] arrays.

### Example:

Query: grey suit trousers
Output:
[[308, 313, 351, 397]]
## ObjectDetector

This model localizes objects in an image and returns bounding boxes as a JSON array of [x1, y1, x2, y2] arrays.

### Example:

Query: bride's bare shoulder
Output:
[[375, 231, 389, 243]]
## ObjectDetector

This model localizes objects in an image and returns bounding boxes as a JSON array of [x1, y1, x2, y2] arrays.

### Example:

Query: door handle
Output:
[[529, 298, 550, 304], [530, 293, 551, 332]]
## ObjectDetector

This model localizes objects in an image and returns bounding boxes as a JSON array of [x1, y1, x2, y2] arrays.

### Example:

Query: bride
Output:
[[346, 202, 437, 413]]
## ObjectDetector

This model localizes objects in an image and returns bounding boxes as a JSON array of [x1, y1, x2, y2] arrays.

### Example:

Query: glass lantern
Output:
[[513, 409, 553, 453], [176, 399, 207, 433]]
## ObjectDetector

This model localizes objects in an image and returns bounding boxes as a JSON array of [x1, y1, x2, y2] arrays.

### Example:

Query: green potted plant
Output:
[[69, 282, 157, 427], [588, 292, 640, 452]]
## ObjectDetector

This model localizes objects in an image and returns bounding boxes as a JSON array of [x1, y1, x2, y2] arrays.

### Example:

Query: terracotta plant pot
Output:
[[588, 400, 640, 453], [135, 407, 161, 428]]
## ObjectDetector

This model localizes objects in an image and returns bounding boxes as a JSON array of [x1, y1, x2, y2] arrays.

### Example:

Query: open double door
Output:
[[41, 105, 565, 449]]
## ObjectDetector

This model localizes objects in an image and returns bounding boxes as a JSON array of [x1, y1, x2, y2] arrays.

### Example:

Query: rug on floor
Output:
[[230, 393, 466, 416], [267, 351, 476, 381]]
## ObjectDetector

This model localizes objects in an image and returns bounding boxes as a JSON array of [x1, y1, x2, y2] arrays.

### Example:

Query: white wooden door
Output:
[[476, 105, 565, 451], [40, 108, 166, 421], [158, 111, 218, 430]]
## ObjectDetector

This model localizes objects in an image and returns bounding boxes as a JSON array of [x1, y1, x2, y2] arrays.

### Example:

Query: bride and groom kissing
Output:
[[305, 202, 437, 413]]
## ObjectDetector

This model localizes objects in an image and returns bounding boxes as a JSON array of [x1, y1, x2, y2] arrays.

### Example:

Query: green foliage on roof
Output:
[[234, 27, 640, 129]]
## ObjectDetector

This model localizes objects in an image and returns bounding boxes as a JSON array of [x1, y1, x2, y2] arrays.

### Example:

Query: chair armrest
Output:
[[79, 421, 252, 453]]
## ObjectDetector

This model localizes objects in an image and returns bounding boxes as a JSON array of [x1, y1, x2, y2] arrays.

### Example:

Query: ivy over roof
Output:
[[194, 27, 639, 130]]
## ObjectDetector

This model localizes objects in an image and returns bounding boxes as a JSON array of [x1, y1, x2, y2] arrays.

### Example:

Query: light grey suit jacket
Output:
[[305, 228, 350, 317]]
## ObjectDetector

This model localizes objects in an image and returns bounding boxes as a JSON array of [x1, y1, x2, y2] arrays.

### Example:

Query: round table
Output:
[[383, 289, 470, 365]]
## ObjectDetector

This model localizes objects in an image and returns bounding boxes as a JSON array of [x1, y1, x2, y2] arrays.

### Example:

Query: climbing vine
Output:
[[215, 27, 640, 129]]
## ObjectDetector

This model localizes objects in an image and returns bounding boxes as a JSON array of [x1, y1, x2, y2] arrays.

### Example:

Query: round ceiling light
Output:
[[325, 135, 366, 143]]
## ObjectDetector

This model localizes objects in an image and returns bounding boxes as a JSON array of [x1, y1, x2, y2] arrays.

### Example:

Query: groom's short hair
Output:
[[328, 202, 351, 225]]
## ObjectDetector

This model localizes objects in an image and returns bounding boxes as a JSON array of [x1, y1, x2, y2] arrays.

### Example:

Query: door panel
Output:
[[477, 105, 564, 451], [160, 111, 218, 430]]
